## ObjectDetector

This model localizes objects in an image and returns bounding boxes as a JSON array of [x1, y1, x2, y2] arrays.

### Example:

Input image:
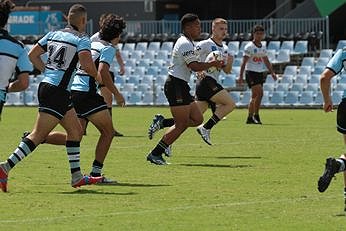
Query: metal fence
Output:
[[126, 17, 329, 48]]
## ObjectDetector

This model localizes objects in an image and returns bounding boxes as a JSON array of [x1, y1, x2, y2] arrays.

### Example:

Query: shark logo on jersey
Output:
[[211, 46, 217, 51]]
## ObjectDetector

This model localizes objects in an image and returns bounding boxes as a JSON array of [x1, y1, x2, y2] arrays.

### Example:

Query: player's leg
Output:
[[318, 100, 346, 193], [0, 112, 60, 192], [253, 84, 264, 124], [248, 84, 262, 124], [59, 108, 102, 187], [86, 110, 115, 180], [100, 83, 124, 137], [196, 100, 209, 114]]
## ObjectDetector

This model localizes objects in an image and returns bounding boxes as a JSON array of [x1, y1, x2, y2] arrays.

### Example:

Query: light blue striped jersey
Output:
[[37, 26, 91, 91], [72, 39, 115, 93], [326, 48, 346, 98], [0, 29, 33, 92]]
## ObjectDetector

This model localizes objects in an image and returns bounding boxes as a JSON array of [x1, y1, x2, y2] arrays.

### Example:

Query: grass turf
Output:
[[0, 107, 345, 230]]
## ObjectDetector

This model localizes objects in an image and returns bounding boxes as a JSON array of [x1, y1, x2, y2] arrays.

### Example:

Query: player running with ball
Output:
[[194, 18, 235, 145]]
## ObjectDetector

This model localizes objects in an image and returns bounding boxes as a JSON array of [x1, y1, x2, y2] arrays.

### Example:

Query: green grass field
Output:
[[0, 107, 345, 230]]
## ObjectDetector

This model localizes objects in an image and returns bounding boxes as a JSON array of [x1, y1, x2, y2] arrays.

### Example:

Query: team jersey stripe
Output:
[[0, 52, 18, 59], [47, 39, 77, 47]]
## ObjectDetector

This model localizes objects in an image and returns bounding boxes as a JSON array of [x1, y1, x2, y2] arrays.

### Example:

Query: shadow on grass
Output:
[[334, 213, 346, 217], [109, 182, 172, 187], [179, 163, 253, 168], [183, 155, 261, 160], [216, 156, 262, 159], [120, 135, 146, 138], [59, 189, 138, 195]]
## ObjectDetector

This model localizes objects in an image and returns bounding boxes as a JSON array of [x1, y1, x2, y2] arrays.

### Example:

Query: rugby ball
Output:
[[205, 50, 223, 74]]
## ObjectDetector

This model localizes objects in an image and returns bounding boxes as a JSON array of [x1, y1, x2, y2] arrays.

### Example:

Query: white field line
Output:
[[0, 195, 338, 224]]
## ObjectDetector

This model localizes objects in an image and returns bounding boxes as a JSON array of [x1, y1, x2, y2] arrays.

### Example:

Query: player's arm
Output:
[[115, 49, 125, 75], [320, 68, 336, 112], [28, 44, 46, 72], [8, 49, 33, 92], [188, 60, 223, 72], [238, 55, 249, 83], [263, 56, 277, 80], [222, 54, 233, 74], [78, 50, 98, 80], [98, 62, 125, 106]]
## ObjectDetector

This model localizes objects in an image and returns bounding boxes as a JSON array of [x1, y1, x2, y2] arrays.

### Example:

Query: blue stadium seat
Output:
[[314, 91, 324, 105], [299, 66, 312, 77], [133, 67, 146, 76], [319, 49, 333, 58], [229, 91, 241, 105], [273, 49, 290, 63], [141, 75, 154, 85], [334, 83, 346, 92], [268, 41, 281, 53], [115, 76, 126, 85], [239, 41, 250, 51], [228, 41, 240, 56], [270, 91, 284, 105], [123, 43, 136, 52], [156, 50, 170, 61], [161, 41, 173, 51], [301, 57, 315, 68], [143, 50, 156, 60], [312, 66, 324, 75], [309, 74, 320, 84], [265, 74, 277, 84], [280, 41, 294, 53], [266, 49, 276, 62], [263, 83, 275, 92], [295, 74, 308, 84], [135, 42, 148, 51], [127, 75, 141, 85], [305, 83, 319, 93], [136, 83, 150, 92], [155, 75, 166, 85], [275, 83, 290, 93], [280, 74, 294, 84], [232, 58, 242, 67], [293, 40, 308, 55], [290, 83, 304, 93], [141, 91, 154, 105], [130, 50, 143, 60], [300, 91, 314, 105], [222, 76, 236, 88], [315, 57, 329, 68], [137, 59, 151, 68], [125, 59, 136, 68], [128, 91, 142, 105], [332, 91, 343, 104], [336, 40, 346, 51], [284, 91, 299, 105], [122, 83, 136, 93], [24, 90, 38, 106], [156, 91, 168, 105], [283, 65, 298, 76], [152, 59, 166, 68], [262, 91, 270, 105], [238, 91, 250, 106], [148, 42, 161, 51], [147, 66, 159, 76], [120, 50, 130, 59], [5, 92, 23, 106]]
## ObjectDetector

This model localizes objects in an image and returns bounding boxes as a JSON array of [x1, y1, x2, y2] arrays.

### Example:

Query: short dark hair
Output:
[[0, 0, 15, 28], [99, 14, 126, 42], [181, 13, 199, 29], [68, 4, 87, 25], [252, 24, 265, 33]]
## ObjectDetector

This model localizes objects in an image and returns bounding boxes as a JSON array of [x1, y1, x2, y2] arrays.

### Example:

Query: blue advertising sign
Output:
[[7, 11, 63, 35]]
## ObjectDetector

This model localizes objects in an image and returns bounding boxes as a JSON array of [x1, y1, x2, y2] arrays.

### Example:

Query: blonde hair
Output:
[[212, 18, 227, 29]]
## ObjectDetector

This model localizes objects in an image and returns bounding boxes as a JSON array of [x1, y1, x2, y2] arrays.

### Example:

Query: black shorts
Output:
[[337, 98, 346, 134], [71, 90, 108, 119], [245, 71, 266, 88], [164, 75, 194, 106], [195, 76, 224, 101], [98, 71, 115, 89], [38, 82, 73, 120]]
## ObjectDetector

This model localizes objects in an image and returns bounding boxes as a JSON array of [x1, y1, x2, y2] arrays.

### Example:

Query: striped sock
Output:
[[6, 138, 36, 171], [204, 114, 221, 130], [66, 141, 81, 174], [151, 139, 168, 156], [90, 159, 103, 177]]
